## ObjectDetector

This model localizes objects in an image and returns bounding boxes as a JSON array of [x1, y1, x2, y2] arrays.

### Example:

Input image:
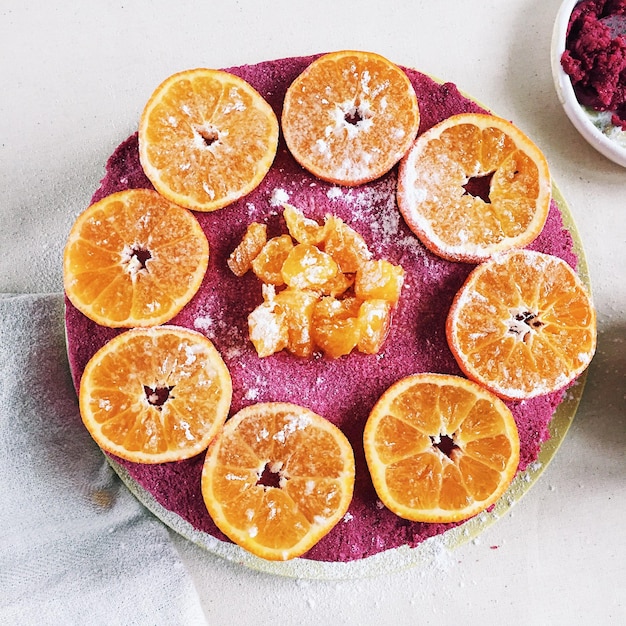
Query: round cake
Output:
[[65, 53, 584, 573]]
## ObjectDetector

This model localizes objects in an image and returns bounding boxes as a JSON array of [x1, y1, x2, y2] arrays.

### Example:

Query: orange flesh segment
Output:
[[274, 288, 318, 357], [355, 259, 405, 304], [311, 297, 362, 358], [247, 285, 289, 358], [252, 235, 294, 285], [322, 215, 372, 272], [283, 203, 327, 245], [281, 244, 339, 289], [357, 300, 392, 354], [227, 222, 267, 276]]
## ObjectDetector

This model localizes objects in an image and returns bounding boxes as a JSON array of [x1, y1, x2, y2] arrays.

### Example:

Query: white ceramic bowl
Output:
[[551, 0, 626, 167]]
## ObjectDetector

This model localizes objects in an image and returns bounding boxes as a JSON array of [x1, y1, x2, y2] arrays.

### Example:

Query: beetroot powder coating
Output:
[[65, 54, 578, 563]]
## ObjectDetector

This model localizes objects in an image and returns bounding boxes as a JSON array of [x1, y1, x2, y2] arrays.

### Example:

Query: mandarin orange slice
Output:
[[397, 113, 552, 262], [281, 51, 420, 185], [139, 68, 279, 212], [363, 373, 520, 523], [63, 189, 208, 328], [79, 326, 232, 464], [201, 402, 355, 561], [446, 250, 597, 400]]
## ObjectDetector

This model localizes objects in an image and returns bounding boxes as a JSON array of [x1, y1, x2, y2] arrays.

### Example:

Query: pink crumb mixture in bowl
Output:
[[552, 0, 626, 166]]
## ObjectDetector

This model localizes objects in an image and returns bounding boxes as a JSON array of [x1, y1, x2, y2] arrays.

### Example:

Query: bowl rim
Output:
[[551, 0, 626, 167]]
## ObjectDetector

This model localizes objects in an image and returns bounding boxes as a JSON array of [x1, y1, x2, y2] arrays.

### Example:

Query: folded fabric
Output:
[[0, 294, 207, 625]]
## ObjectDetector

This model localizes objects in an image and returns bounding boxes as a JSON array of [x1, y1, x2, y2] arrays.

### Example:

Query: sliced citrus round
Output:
[[139, 68, 279, 212], [397, 113, 552, 262], [63, 189, 209, 327], [364, 373, 520, 523], [201, 402, 355, 561], [446, 249, 597, 400], [281, 50, 420, 186], [79, 326, 232, 464]]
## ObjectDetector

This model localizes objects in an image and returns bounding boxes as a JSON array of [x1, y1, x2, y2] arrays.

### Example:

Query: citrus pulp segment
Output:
[[138, 68, 279, 211], [397, 113, 552, 262], [363, 373, 520, 523], [281, 50, 420, 185], [446, 250, 597, 400], [79, 326, 232, 464], [201, 402, 355, 561], [63, 189, 209, 327], [227, 222, 268, 277]]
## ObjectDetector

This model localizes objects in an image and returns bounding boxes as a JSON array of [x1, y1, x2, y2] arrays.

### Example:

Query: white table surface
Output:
[[1, 1, 624, 624]]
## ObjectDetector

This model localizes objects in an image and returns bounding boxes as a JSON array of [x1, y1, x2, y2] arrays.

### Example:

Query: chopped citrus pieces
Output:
[[446, 250, 597, 400], [311, 297, 362, 358], [281, 243, 339, 289], [234, 206, 404, 358], [227, 222, 267, 277], [397, 113, 552, 262], [79, 326, 232, 464], [63, 189, 209, 328], [251, 235, 294, 285], [281, 50, 420, 185], [201, 402, 355, 561], [355, 259, 405, 304], [138, 68, 279, 212], [282, 203, 327, 245], [363, 373, 520, 523]]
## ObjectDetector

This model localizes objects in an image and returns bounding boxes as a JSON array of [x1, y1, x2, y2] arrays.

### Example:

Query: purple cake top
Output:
[[65, 54, 577, 563]]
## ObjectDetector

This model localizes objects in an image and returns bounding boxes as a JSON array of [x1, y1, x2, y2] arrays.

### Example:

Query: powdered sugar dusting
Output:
[[194, 316, 213, 332], [326, 187, 343, 200], [270, 187, 289, 206], [273, 412, 313, 444]]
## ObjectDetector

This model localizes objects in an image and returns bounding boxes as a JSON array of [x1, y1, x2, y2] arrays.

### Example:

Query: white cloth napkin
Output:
[[0, 293, 207, 625]]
